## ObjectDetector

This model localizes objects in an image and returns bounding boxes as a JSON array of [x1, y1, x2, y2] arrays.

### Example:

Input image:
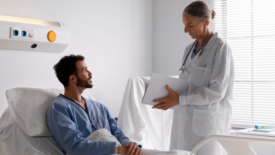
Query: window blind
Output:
[[212, 0, 275, 127]]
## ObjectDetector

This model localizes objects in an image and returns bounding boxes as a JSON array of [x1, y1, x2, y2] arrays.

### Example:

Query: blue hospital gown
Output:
[[46, 94, 131, 155]]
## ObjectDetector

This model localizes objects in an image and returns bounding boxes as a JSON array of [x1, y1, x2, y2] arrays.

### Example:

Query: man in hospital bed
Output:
[[46, 54, 192, 155], [47, 55, 141, 155]]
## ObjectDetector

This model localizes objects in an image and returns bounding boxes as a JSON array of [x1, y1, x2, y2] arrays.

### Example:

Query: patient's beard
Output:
[[76, 76, 93, 88]]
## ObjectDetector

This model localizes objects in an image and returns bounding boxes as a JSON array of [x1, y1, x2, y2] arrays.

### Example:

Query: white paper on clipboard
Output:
[[142, 73, 188, 107]]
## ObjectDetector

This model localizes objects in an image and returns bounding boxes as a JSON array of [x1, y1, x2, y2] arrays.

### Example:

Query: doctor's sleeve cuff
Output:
[[179, 95, 187, 106]]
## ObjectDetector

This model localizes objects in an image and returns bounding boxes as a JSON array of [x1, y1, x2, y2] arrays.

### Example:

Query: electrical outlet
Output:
[[21, 30, 27, 37], [10, 27, 21, 38], [13, 29, 20, 36], [10, 27, 35, 40]]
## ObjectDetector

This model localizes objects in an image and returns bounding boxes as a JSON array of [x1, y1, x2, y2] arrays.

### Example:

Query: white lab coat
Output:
[[170, 32, 234, 155]]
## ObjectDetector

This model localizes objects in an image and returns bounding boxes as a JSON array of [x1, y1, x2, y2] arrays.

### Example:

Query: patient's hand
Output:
[[117, 146, 129, 155], [125, 142, 142, 155]]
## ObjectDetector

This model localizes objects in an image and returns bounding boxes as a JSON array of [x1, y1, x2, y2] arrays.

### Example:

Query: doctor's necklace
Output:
[[179, 33, 213, 72]]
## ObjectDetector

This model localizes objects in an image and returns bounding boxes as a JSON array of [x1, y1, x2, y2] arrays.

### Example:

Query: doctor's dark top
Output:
[[46, 94, 131, 155]]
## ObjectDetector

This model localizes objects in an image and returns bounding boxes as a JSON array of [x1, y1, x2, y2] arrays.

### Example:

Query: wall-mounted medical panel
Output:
[[0, 15, 70, 53]]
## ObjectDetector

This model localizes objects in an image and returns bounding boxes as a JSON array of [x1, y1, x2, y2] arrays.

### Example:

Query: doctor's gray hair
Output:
[[183, 1, 216, 22]]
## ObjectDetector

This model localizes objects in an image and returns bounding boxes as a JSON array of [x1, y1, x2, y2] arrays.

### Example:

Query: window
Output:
[[213, 0, 275, 128]]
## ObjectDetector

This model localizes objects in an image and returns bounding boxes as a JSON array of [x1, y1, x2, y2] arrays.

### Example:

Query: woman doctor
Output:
[[152, 1, 234, 155]]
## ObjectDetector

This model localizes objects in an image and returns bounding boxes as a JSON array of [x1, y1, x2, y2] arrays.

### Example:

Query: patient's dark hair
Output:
[[53, 54, 85, 87]]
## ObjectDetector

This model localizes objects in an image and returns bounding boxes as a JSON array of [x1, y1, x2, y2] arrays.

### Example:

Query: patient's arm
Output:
[[104, 106, 132, 146], [47, 103, 116, 155]]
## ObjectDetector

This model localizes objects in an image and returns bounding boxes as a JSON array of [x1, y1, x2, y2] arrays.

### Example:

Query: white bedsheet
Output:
[[117, 77, 174, 151], [0, 108, 63, 155], [0, 134, 4, 155]]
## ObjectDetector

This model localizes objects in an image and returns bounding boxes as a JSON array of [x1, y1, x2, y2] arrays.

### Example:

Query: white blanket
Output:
[[87, 129, 193, 155], [117, 77, 174, 151]]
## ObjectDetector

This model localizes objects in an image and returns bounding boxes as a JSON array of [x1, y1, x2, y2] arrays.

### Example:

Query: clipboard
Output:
[[142, 73, 188, 106]]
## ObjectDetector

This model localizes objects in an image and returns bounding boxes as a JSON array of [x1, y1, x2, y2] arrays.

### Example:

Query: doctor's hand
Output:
[[124, 142, 141, 155], [152, 85, 179, 110]]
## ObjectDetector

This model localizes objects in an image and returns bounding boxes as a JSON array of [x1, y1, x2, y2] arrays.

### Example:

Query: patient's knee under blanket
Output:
[[86, 128, 122, 146]]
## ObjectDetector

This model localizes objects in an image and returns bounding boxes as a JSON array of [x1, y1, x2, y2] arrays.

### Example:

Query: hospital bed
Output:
[[0, 87, 191, 155], [0, 84, 275, 155], [191, 134, 275, 155]]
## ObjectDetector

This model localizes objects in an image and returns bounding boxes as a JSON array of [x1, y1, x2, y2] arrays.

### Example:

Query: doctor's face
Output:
[[75, 60, 93, 88], [182, 14, 207, 39]]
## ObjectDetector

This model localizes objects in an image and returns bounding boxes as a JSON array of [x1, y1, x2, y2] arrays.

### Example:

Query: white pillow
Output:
[[0, 108, 64, 155], [5, 87, 95, 137]]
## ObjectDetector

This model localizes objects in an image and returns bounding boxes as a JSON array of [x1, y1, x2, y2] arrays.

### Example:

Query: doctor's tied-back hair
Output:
[[183, 1, 216, 22], [53, 54, 85, 87]]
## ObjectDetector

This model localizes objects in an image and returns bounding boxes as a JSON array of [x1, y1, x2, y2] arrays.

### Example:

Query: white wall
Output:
[[0, 0, 153, 117], [153, 0, 212, 76]]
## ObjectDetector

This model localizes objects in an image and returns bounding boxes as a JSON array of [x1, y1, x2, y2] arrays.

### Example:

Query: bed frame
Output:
[[191, 135, 275, 155]]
